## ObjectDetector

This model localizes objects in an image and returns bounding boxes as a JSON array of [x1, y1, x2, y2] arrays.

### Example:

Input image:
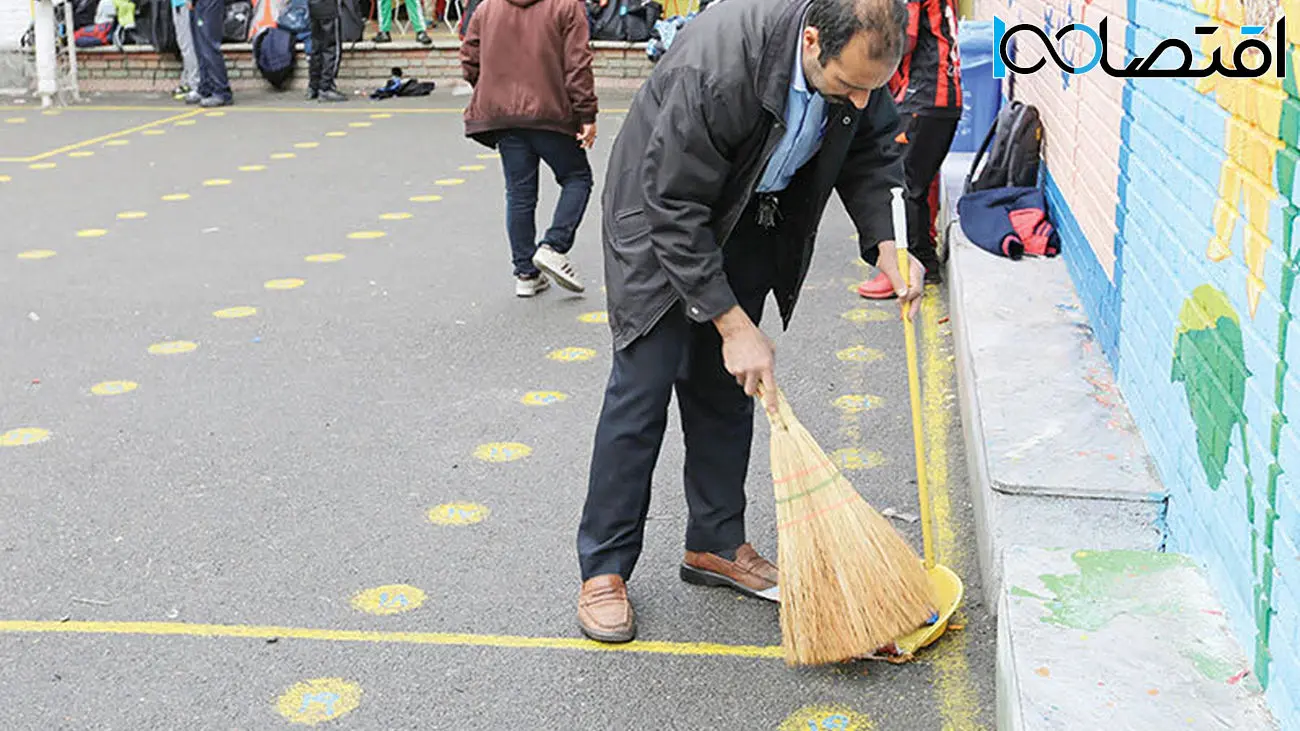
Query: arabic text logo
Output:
[[992, 16, 1287, 79]]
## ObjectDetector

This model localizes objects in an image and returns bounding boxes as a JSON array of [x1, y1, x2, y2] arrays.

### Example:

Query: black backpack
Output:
[[223, 0, 253, 42], [132, 0, 178, 54], [968, 100, 1042, 192], [252, 26, 296, 88], [588, 0, 660, 42], [339, 0, 365, 42]]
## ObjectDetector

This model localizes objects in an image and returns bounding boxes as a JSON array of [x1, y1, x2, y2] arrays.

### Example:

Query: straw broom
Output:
[[763, 385, 937, 666]]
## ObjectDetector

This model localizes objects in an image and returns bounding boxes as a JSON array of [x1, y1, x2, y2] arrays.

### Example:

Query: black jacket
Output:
[[600, 0, 905, 351]]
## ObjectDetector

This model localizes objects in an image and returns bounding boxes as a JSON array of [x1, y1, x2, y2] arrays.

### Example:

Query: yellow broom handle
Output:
[[891, 187, 936, 570]]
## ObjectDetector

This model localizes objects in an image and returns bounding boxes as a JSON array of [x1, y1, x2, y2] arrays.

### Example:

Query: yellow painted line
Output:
[[0, 110, 203, 163], [0, 620, 784, 659], [920, 289, 987, 731]]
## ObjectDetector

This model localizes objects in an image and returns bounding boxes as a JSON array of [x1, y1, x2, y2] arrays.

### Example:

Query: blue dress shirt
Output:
[[755, 39, 828, 193]]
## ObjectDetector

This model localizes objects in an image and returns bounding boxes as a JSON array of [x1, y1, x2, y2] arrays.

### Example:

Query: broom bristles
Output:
[[768, 388, 937, 666]]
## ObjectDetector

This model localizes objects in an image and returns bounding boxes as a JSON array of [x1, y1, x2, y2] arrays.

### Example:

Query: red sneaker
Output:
[[856, 271, 897, 299]]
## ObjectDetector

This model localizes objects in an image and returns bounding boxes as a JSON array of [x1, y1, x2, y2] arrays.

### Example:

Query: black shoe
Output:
[[318, 89, 347, 103], [416, 30, 432, 44], [373, 31, 391, 42], [306, 88, 319, 100], [924, 267, 944, 285]]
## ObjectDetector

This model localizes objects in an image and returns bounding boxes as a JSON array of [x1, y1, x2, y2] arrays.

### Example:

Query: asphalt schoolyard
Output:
[[0, 88, 995, 729]]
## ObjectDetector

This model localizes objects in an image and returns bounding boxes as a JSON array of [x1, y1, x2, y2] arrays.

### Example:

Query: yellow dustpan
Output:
[[887, 187, 965, 657]]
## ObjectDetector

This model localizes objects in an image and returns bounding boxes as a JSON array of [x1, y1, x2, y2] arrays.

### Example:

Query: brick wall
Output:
[[977, 0, 1299, 724], [73, 40, 652, 93]]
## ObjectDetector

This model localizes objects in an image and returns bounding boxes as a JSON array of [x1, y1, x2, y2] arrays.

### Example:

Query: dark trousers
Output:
[[497, 129, 594, 277], [577, 207, 778, 581], [901, 113, 959, 268], [308, 0, 342, 92], [191, 0, 231, 101]]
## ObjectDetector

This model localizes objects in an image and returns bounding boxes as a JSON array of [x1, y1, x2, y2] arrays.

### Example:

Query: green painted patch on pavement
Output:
[[1182, 648, 1239, 683], [1037, 550, 1193, 631]]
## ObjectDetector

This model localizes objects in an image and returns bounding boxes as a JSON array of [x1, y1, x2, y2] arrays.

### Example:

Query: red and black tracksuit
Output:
[[888, 0, 963, 277]]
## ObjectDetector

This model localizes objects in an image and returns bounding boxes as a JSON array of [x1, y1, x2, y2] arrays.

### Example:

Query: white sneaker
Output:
[[516, 274, 550, 297], [532, 244, 584, 293]]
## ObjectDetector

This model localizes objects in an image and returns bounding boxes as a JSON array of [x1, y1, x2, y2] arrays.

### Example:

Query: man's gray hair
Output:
[[807, 0, 908, 65]]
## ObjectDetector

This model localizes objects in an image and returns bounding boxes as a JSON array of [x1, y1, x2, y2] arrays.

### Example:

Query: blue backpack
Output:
[[252, 26, 296, 89]]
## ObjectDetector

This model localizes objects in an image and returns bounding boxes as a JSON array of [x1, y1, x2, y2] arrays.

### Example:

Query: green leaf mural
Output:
[[1171, 285, 1251, 491]]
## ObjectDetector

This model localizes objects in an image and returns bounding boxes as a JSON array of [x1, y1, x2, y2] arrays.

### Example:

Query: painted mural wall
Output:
[[973, 0, 1300, 722]]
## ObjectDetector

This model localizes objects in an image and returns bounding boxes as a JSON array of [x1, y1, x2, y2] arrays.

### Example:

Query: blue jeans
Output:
[[496, 129, 593, 278], [192, 0, 231, 101]]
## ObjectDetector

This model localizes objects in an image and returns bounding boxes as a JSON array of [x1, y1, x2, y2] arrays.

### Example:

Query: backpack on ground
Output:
[[252, 25, 296, 88], [956, 100, 1058, 260]]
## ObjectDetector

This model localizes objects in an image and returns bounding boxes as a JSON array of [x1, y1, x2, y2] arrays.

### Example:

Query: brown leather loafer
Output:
[[680, 543, 780, 602], [578, 574, 636, 643]]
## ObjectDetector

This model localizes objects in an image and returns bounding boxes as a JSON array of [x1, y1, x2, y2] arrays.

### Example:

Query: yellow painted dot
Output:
[[428, 502, 491, 525], [369, 113, 392, 119], [409, 195, 443, 203], [294, 142, 320, 149], [476, 153, 500, 159], [378, 212, 412, 221], [68, 151, 95, 158], [305, 253, 346, 263], [1035, 667, 1051, 677], [5, 117, 26, 124], [76, 228, 108, 238], [148, 340, 198, 355], [832, 394, 884, 413], [325, 131, 347, 137], [17, 250, 56, 260], [1148, 689, 1160, 696], [204, 111, 226, 117], [173, 119, 197, 126], [348, 121, 373, 128], [1, 428, 51, 447], [91, 380, 138, 396], [577, 311, 608, 324], [841, 308, 893, 323], [473, 441, 532, 462], [29, 162, 57, 170], [239, 164, 267, 172], [350, 584, 426, 615], [547, 347, 597, 362], [779, 705, 874, 731], [271, 153, 296, 160], [41, 110, 60, 116], [116, 211, 148, 220], [213, 306, 257, 319], [348, 231, 386, 240], [435, 178, 465, 186], [140, 129, 165, 136], [458, 164, 486, 171], [265, 278, 305, 290], [161, 193, 190, 201], [521, 391, 568, 406], [830, 448, 886, 470], [850, 233, 860, 241], [836, 345, 884, 362], [203, 178, 232, 186], [275, 678, 362, 726], [103, 139, 129, 147], [0, 175, 10, 182]]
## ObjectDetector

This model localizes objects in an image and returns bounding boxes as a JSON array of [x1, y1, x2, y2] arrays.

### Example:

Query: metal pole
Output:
[[33, 0, 58, 107], [62, 0, 81, 102]]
